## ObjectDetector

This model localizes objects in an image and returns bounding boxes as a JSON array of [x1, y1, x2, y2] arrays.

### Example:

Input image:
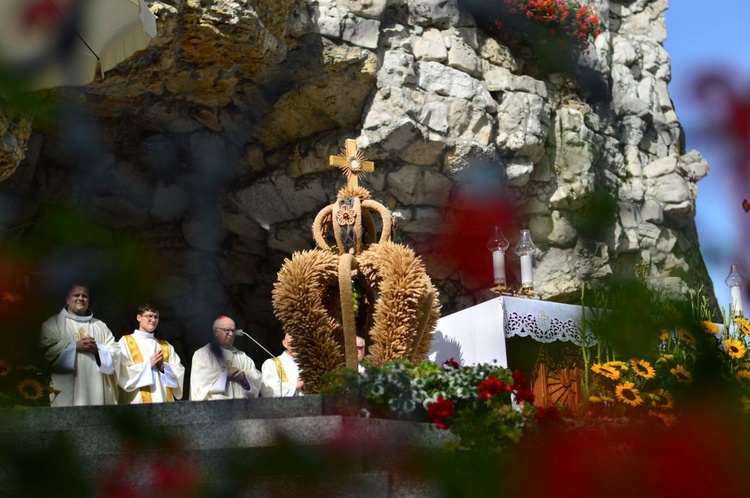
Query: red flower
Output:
[[442, 358, 461, 370], [511, 370, 527, 387], [515, 386, 535, 404], [534, 405, 561, 422], [478, 376, 511, 401], [427, 396, 456, 429], [512, 370, 535, 404]]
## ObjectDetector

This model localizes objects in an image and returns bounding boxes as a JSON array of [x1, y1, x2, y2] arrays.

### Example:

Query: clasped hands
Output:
[[150, 350, 165, 372], [227, 366, 250, 389], [76, 336, 98, 354]]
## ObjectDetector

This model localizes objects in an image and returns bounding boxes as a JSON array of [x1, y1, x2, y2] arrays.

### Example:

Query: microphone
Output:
[[235, 329, 277, 359], [235, 329, 285, 396]]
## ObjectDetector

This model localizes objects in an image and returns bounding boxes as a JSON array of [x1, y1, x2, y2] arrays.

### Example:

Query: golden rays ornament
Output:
[[274, 138, 440, 393], [328, 139, 374, 189]]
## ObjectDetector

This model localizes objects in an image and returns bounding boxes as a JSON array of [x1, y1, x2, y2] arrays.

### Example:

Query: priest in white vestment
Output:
[[117, 304, 184, 404], [39, 284, 119, 406], [260, 333, 302, 397], [190, 316, 262, 400]]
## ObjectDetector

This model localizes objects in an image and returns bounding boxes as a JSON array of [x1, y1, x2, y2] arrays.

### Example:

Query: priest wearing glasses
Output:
[[189, 316, 262, 400], [39, 284, 120, 406], [117, 304, 184, 404]]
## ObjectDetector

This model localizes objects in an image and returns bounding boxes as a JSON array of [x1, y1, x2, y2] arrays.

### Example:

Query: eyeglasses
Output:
[[356, 346, 365, 350], [215, 327, 235, 334], [140, 313, 159, 320]]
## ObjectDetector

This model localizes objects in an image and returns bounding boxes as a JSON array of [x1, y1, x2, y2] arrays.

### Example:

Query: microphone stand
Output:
[[235, 329, 276, 359], [235, 329, 284, 396]]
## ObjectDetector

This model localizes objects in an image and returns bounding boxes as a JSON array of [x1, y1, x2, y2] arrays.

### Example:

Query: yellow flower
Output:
[[601, 396, 614, 403], [0, 360, 10, 377], [605, 361, 629, 371], [736, 370, 750, 387], [615, 381, 643, 407], [658, 354, 674, 362], [588, 396, 602, 403], [670, 365, 693, 384], [658, 329, 669, 341], [741, 396, 750, 414], [591, 363, 620, 380], [701, 321, 719, 335], [677, 329, 695, 344], [649, 389, 674, 410], [735, 317, 750, 336], [17, 379, 44, 400], [724, 339, 747, 360], [630, 359, 656, 380]]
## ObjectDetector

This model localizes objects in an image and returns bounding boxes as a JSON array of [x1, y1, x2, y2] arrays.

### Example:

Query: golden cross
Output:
[[328, 139, 375, 189]]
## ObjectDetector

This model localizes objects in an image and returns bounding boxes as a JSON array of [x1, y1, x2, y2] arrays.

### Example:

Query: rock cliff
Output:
[[0, 0, 715, 354]]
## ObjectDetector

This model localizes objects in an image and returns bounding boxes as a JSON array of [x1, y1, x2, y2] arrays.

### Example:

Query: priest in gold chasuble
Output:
[[117, 304, 184, 404]]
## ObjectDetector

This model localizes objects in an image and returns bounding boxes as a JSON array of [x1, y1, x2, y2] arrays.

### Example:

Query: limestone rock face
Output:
[[0, 0, 717, 347], [0, 110, 32, 182]]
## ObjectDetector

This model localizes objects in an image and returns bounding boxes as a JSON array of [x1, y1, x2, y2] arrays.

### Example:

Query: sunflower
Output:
[[591, 363, 620, 380], [17, 379, 44, 400], [605, 361, 629, 371], [631, 359, 656, 379], [741, 396, 750, 414], [615, 381, 643, 407], [736, 370, 750, 387], [0, 360, 10, 377], [657, 329, 669, 341], [670, 365, 693, 384], [735, 317, 750, 336], [649, 389, 674, 410], [658, 353, 674, 362], [677, 329, 695, 344], [701, 321, 719, 335], [724, 339, 747, 360]]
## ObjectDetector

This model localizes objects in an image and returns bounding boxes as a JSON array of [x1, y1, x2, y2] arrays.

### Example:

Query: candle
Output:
[[492, 250, 506, 285], [486, 226, 509, 287], [726, 264, 746, 316], [520, 253, 533, 287], [515, 229, 537, 290], [731, 285, 744, 315]]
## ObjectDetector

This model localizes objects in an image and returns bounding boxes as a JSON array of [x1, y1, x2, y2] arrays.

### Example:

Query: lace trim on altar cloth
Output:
[[502, 296, 598, 346]]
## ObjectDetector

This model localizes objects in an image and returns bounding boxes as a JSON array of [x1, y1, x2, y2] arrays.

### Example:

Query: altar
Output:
[[429, 296, 594, 368], [429, 295, 598, 413]]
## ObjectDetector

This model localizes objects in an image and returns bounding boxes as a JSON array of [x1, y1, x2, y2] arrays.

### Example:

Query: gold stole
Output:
[[124, 335, 174, 403], [272, 357, 288, 383]]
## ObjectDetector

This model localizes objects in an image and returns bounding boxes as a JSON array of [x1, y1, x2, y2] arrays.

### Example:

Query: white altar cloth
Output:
[[429, 296, 598, 368], [430, 295, 732, 368]]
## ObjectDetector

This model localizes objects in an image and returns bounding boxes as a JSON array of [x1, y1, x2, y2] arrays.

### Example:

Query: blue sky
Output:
[[664, 1, 750, 311]]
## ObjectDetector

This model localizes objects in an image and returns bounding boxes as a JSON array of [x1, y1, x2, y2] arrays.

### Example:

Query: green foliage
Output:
[[321, 359, 539, 451], [578, 280, 750, 423], [462, 0, 603, 73]]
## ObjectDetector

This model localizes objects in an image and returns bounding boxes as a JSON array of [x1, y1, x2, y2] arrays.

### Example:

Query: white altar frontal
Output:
[[429, 296, 594, 368]]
